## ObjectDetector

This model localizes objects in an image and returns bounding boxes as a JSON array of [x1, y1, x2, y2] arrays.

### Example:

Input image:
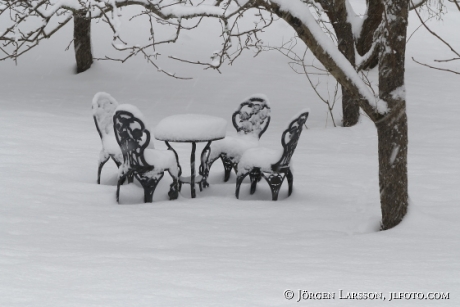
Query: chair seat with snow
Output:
[[92, 92, 123, 184], [205, 95, 271, 182], [113, 105, 181, 203], [235, 110, 309, 201]]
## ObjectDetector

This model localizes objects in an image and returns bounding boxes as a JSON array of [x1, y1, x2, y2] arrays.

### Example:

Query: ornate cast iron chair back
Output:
[[232, 96, 271, 138], [113, 108, 180, 203], [113, 110, 151, 174], [92, 92, 123, 184], [272, 111, 309, 172], [235, 110, 309, 201], [205, 96, 271, 183], [93, 93, 119, 140]]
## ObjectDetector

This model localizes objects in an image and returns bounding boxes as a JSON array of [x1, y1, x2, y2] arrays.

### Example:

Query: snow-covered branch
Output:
[[257, 0, 386, 119], [0, 0, 263, 74]]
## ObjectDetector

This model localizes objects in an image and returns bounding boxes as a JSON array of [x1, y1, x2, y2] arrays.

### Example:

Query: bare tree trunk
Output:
[[262, 0, 409, 229], [376, 106, 408, 230], [341, 89, 360, 127], [356, 0, 384, 70], [264, 2, 379, 119], [322, 0, 360, 127], [74, 10, 93, 73], [377, 0, 409, 230]]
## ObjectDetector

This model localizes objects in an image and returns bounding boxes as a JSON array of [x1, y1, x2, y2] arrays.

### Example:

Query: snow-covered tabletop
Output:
[[154, 114, 227, 198], [154, 114, 227, 142]]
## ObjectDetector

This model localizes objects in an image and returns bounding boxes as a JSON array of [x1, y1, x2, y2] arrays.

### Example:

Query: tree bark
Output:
[[315, 0, 360, 127], [260, 0, 409, 229], [73, 10, 93, 73], [356, 0, 384, 70], [377, 0, 409, 230], [341, 89, 360, 127], [261, 1, 380, 120], [375, 104, 408, 230], [325, 0, 360, 127]]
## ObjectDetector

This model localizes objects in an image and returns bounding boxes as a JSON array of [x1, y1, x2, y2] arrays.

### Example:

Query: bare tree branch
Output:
[[409, 0, 429, 10], [412, 56, 460, 74], [410, 0, 460, 74], [413, 5, 460, 58], [450, 0, 460, 11], [262, 38, 337, 126]]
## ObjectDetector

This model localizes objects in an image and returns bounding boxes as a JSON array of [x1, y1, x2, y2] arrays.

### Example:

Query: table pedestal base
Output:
[[166, 140, 212, 198]]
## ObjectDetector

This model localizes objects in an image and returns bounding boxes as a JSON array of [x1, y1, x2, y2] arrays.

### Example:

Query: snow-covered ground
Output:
[[0, 2, 459, 306]]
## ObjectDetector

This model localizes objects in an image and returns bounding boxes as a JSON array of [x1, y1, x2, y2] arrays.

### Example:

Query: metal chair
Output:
[[113, 105, 181, 203], [92, 92, 123, 184], [235, 110, 309, 201], [205, 95, 271, 182]]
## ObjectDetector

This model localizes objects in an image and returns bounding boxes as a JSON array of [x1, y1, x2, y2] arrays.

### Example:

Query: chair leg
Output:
[[249, 170, 261, 195], [286, 169, 294, 196], [97, 156, 110, 184], [233, 164, 239, 176], [127, 174, 134, 184], [116, 175, 125, 203], [266, 173, 284, 201], [143, 186, 156, 203], [112, 156, 122, 168], [199, 180, 208, 190], [222, 156, 233, 182], [235, 173, 248, 199], [118, 175, 126, 186], [111, 157, 133, 183], [139, 173, 164, 203], [168, 177, 180, 200]]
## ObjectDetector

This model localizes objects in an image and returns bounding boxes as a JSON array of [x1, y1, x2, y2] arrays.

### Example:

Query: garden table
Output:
[[154, 114, 227, 198]]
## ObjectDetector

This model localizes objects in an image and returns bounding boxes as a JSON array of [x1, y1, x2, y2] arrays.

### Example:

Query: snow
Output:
[[345, 0, 364, 39], [115, 103, 147, 123], [0, 2, 459, 306], [391, 85, 406, 100], [238, 93, 271, 108], [288, 107, 310, 124], [390, 145, 400, 165], [143, 149, 179, 177], [209, 134, 259, 162], [92, 92, 122, 157], [92, 92, 119, 136], [238, 147, 284, 174], [154, 114, 227, 142], [101, 135, 122, 156], [239, 108, 270, 134], [237, 108, 309, 174]]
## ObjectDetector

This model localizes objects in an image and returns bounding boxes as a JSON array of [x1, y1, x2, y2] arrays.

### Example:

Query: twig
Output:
[[411, 0, 460, 58], [412, 57, 460, 74]]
